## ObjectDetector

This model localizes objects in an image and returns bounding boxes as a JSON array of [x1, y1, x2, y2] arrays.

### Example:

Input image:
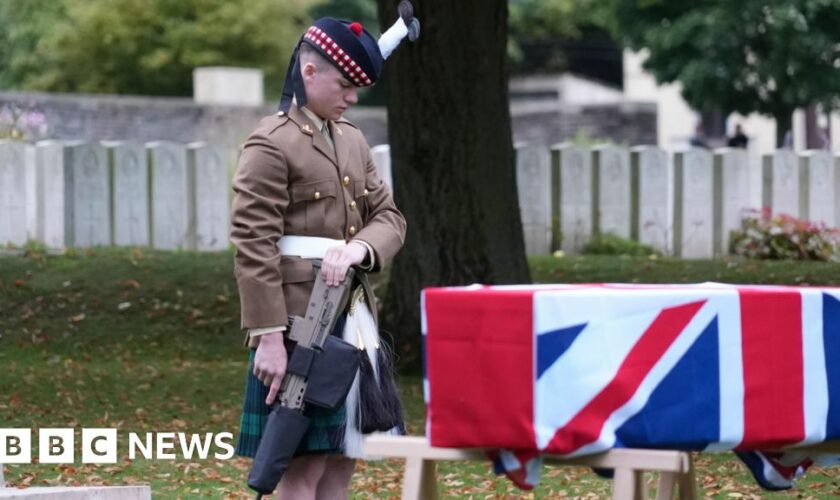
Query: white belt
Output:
[[276, 235, 346, 259]]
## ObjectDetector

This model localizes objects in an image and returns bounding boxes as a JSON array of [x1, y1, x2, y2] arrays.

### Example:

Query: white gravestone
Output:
[[553, 144, 593, 254], [0, 140, 28, 247], [516, 144, 551, 254], [148, 141, 191, 250], [714, 148, 750, 256], [189, 142, 230, 251], [106, 141, 150, 246], [673, 149, 714, 259], [631, 146, 670, 254], [593, 145, 631, 239], [837, 153, 840, 227], [370, 144, 392, 190], [36, 141, 67, 248], [24, 144, 37, 241], [0, 485, 151, 499], [762, 150, 799, 218], [799, 150, 835, 226], [65, 143, 110, 247]]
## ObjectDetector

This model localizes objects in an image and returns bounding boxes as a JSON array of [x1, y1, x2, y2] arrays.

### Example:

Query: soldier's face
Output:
[[303, 62, 359, 121]]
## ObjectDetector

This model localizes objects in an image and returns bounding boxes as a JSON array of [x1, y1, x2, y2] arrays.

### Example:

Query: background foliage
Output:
[[0, 0, 318, 96], [612, 0, 840, 143], [0, 0, 624, 96]]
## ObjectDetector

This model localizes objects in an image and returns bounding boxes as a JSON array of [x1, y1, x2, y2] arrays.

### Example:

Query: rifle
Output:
[[248, 263, 360, 498]]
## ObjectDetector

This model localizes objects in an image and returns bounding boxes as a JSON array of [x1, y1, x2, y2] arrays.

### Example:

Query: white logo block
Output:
[[0, 429, 31, 463], [39, 428, 75, 463], [82, 428, 117, 463]]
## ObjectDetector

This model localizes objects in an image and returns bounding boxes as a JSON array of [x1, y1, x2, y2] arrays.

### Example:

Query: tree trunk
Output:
[[376, 0, 530, 369], [774, 109, 793, 149], [805, 103, 821, 150]]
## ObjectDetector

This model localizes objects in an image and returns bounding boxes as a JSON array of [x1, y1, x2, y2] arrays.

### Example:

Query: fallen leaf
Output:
[[121, 280, 141, 289]]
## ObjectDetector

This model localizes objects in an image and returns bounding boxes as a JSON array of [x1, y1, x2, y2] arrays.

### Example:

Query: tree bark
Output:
[[804, 103, 821, 150], [774, 109, 793, 149], [376, 0, 530, 369]]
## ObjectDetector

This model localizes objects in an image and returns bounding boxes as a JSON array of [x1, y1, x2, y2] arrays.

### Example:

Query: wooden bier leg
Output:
[[613, 468, 634, 500], [677, 454, 696, 500], [402, 457, 438, 500], [655, 471, 677, 500], [613, 469, 649, 500], [634, 470, 649, 500]]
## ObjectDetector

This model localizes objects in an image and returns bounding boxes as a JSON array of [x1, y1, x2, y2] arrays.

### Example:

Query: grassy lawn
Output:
[[2, 249, 840, 498]]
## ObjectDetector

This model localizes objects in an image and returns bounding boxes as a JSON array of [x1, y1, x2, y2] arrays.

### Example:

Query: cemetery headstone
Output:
[[762, 150, 799, 218], [799, 150, 835, 226], [0, 140, 28, 247], [189, 142, 230, 251], [148, 141, 191, 250], [516, 144, 551, 254], [553, 144, 593, 254], [593, 145, 631, 239], [713, 148, 750, 256], [106, 141, 150, 246], [37, 141, 67, 248], [673, 149, 714, 258], [370, 144, 393, 190], [25, 144, 37, 241], [64, 142, 110, 247], [631, 146, 670, 253]]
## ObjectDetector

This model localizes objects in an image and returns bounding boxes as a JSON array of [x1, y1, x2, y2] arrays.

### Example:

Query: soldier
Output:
[[230, 5, 419, 499]]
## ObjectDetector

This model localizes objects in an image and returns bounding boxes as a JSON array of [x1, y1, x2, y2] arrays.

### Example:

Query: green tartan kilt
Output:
[[235, 348, 347, 458]]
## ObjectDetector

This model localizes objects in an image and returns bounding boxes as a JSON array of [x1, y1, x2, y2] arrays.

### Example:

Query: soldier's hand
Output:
[[253, 331, 288, 405], [321, 242, 368, 286]]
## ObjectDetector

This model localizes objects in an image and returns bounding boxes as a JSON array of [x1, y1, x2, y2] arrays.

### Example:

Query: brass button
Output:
[[349, 200, 357, 210], [343, 176, 350, 187], [314, 191, 321, 200], [349, 225, 356, 235], [363, 188, 369, 196]]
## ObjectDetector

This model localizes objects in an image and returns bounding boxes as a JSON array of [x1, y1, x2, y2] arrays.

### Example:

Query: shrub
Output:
[[582, 233, 660, 257], [0, 103, 49, 142], [730, 208, 840, 261]]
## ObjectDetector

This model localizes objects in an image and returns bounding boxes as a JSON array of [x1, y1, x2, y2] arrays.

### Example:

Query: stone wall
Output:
[[1, 91, 655, 149], [511, 101, 657, 146], [0, 91, 390, 149]]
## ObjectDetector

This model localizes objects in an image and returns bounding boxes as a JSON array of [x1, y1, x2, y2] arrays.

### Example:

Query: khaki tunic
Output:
[[230, 105, 406, 347]]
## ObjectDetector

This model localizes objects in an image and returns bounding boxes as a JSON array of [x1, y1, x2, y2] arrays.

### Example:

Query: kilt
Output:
[[235, 349, 348, 458], [235, 306, 406, 459], [235, 314, 349, 458]]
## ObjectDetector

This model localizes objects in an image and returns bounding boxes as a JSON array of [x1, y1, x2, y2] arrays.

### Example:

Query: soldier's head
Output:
[[298, 43, 359, 121], [277, 4, 419, 116]]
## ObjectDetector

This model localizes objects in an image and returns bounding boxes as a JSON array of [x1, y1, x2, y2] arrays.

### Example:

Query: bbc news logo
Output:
[[0, 429, 235, 464]]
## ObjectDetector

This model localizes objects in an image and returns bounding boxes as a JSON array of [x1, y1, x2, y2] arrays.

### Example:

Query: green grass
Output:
[[530, 253, 840, 286], [2, 249, 840, 498]]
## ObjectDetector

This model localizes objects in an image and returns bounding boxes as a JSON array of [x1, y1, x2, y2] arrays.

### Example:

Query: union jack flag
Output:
[[422, 283, 840, 489]]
